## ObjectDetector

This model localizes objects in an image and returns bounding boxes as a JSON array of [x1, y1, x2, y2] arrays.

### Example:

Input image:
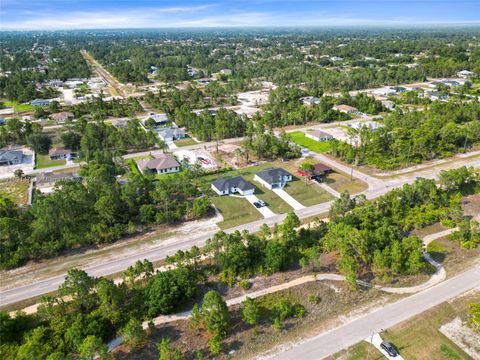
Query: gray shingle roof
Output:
[[212, 176, 255, 192], [136, 154, 180, 172], [255, 168, 291, 184]]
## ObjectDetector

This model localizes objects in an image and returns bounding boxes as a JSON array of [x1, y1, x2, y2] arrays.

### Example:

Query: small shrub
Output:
[[208, 334, 223, 355], [239, 279, 251, 290], [308, 294, 320, 304]]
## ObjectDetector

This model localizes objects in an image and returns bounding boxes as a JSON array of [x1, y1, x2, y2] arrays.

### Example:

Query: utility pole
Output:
[[464, 133, 468, 153]]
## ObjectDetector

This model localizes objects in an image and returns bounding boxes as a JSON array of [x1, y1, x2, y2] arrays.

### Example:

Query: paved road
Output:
[[1, 150, 478, 306], [273, 266, 480, 360]]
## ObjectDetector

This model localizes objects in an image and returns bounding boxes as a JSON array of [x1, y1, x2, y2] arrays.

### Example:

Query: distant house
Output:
[[211, 176, 255, 196], [441, 80, 460, 87], [298, 163, 332, 180], [254, 168, 293, 189], [50, 112, 74, 124], [49, 147, 75, 160], [111, 118, 129, 128], [30, 99, 50, 106], [305, 130, 333, 142], [429, 91, 449, 101], [372, 87, 397, 97], [220, 69, 232, 75], [0, 150, 23, 166], [158, 127, 186, 143], [333, 104, 359, 114], [349, 121, 383, 131], [146, 113, 168, 127], [35, 171, 80, 189], [457, 70, 474, 79], [300, 96, 320, 106], [381, 100, 395, 110], [0, 117, 6, 126], [136, 154, 180, 175]]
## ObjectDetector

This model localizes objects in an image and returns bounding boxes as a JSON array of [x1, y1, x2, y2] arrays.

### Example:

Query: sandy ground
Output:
[[439, 317, 480, 360], [0, 211, 222, 291]]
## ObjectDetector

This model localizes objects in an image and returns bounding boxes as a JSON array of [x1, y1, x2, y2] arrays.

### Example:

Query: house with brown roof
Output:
[[333, 104, 359, 114], [136, 154, 181, 175], [49, 147, 76, 160], [50, 112, 74, 124]]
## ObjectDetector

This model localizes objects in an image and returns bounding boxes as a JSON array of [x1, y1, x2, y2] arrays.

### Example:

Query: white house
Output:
[[136, 154, 180, 175], [158, 127, 186, 142], [305, 130, 333, 142], [211, 176, 255, 196], [457, 70, 474, 79], [349, 121, 383, 131], [333, 104, 360, 114], [300, 96, 320, 106], [254, 168, 293, 189]]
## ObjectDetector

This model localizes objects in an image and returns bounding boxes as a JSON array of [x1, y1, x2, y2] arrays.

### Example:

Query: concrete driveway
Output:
[[365, 333, 404, 360], [272, 188, 305, 210], [244, 194, 276, 218]]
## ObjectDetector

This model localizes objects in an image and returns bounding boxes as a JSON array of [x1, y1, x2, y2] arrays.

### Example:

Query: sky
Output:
[[1, 0, 480, 31]]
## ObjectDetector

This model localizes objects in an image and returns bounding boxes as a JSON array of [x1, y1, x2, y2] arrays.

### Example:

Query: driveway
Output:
[[166, 141, 177, 149], [365, 333, 405, 360], [272, 188, 305, 210], [316, 182, 341, 198], [244, 194, 276, 218]]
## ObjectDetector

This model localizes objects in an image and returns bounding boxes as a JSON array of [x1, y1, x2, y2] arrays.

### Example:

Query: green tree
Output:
[[157, 337, 183, 360], [120, 318, 146, 349], [201, 291, 230, 337], [241, 297, 260, 325], [78, 336, 111, 360], [27, 133, 52, 154]]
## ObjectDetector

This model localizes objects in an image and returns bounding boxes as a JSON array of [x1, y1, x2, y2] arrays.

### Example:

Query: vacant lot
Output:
[[324, 170, 368, 194], [36, 154, 65, 169], [427, 237, 480, 277], [174, 136, 198, 147], [288, 131, 333, 153], [0, 179, 29, 205], [211, 195, 262, 229], [329, 290, 479, 360]]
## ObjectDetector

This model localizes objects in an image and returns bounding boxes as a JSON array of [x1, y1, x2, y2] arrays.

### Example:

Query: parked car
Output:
[[257, 200, 266, 207], [380, 341, 398, 357], [253, 201, 262, 208], [197, 156, 209, 164]]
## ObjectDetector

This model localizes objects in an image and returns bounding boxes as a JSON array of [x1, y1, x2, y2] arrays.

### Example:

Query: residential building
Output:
[[49, 147, 76, 160], [298, 163, 332, 180], [381, 100, 396, 110], [349, 121, 383, 131], [111, 118, 129, 128], [220, 69, 232, 75], [0, 117, 6, 126], [300, 96, 320, 106], [333, 104, 359, 114], [158, 128, 186, 143], [254, 168, 293, 189], [305, 130, 333, 142], [457, 70, 475, 79], [441, 80, 460, 87], [146, 113, 169, 127], [429, 91, 449, 101], [30, 99, 50, 106], [50, 112, 74, 124], [0, 150, 23, 166], [136, 154, 181, 175], [35, 171, 80, 190], [211, 176, 255, 196]]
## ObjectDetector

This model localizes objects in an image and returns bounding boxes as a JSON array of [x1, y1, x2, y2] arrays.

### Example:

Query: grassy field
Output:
[[2, 101, 36, 112], [427, 237, 480, 277], [35, 154, 66, 169], [283, 175, 334, 206], [174, 137, 198, 147], [0, 179, 30, 205], [329, 291, 479, 360], [211, 195, 263, 229], [288, 131, 333, 153], [324, 170, 368, 194]]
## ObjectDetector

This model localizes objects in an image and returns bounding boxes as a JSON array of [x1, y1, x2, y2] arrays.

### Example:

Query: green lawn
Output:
[[35, 154, 66, 169], [15, 104, 36, 112], [282, 175, 334, 206], [329, 291, 479, 360], [288, 131, 333, 153], [212, 195, 263, 230], [174, 137, 198, 147], [324, 171, 368, 194]]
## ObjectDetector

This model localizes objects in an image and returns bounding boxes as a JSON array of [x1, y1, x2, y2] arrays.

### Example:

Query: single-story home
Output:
[[457, 70, 474, 79], [158, 127, 186, 142], [0, 150, 23, 166], [441, 80, 460, 87], [50, 112, 74, 124], [35, 171, 80, 189], [300, 96, 320, 106], [298, 163, 332, 180], [381, 100, 395, 110], [211, 176, 255, 196], [305, 130, 333, 142], [30, 99, 50, 106], [220, 69, 232, 75], [136, 154, 180, 175], [0, 117, 6, 126], [111, 118, 129, 128], [349, 121, 383, 131], [147, 113, 169, 126], [333, 104, 359, 114], [49, 147, 76, 160], [254, 167, 293, 189], [429, 91, 449, 101]]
